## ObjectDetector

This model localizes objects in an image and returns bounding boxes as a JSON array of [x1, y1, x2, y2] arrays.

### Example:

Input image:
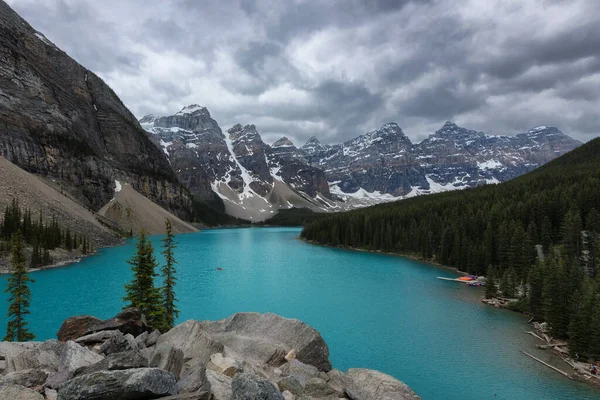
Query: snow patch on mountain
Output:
[[34, 32, 54, 47], [477, 160, 503, 170], [176, 104, 205, 115]]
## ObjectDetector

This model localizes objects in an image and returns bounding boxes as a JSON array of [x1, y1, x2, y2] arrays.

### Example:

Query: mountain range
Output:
[[141, 106, 581, 221]]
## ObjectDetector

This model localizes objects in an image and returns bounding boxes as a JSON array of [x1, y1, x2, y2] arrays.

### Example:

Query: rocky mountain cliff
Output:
[[0, 1, 191, 218], [142, 107, 334, 221], [142, 105, 581, 220]]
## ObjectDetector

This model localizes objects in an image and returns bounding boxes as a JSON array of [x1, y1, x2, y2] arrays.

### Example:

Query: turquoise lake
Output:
[[1, 227, 598, 399]]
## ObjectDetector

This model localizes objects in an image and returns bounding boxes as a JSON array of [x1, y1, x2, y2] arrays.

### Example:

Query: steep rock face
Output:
[[142, 107, 335, 221], [227, 124, 272, 196], [0, 1, 190, 216], [304, 123, 423, 196]]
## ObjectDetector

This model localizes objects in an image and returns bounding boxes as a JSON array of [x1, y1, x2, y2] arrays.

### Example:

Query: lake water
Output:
[[0, 227, 598, 399]]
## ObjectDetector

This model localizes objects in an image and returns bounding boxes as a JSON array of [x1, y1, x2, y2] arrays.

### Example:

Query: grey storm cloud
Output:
[[6, 0, 600, 145]]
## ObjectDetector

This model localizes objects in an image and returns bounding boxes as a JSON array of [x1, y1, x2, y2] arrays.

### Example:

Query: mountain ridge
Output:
[[141, 104, 581, 220]]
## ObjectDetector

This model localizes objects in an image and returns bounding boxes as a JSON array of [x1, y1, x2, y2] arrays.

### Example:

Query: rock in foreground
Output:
[[0, 310, 420, 400]]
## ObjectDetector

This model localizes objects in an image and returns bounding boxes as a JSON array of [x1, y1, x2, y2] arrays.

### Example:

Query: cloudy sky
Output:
[[7, 0, 600, 145]]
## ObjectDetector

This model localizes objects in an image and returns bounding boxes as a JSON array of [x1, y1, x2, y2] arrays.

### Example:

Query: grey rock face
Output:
[[150, 320, 223, 393], [0, 368, 47, 388], [199, 313, 331, 372], [77, 350, 148, 376], [231, 373, 284, 400], [57, 368, 177, 400], [0, 384, 44, 400], [277, 375, 303, 396], [0, 2, 191, 217], [206, 369, 232, 400], [345, 369, 420, 400], [7, 340, 64, 373], [46, 341, 104, 388]]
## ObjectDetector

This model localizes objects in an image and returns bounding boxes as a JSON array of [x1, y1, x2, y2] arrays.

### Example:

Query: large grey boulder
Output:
[[206, 353, 241, 377], [57, 368, 177, 400], [175, 365, 210, 394], [0, 383, 44, 400], [0, 342, 38, 362], [46, 341, 104, 389], [206, 369, 232, 400], [345, 369, 420, 400], [149, 343, 184, 377], [0, 368, 47, 388], [76, 350, 148, 376], [304, 377, 336, 398], [280, 360, 321, 386], [231, 373, 284, 400], [277, 375, 303, 396], [75, 330, 121, 346], [155, 320, 224, 367], [6, 340, 64, 373], [200, 313, 331, 371], [151, 320, 223, 393]]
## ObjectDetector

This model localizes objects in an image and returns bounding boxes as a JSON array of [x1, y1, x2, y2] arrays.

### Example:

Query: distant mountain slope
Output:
[[0, 1, 191, 217], [305, 122, 582, 198], [0, 156, 119, 248], [98, 184, 198, 235]]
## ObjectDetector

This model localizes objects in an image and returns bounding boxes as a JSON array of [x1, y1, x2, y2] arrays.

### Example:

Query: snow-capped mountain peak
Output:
[[176, 104, 207, 115]]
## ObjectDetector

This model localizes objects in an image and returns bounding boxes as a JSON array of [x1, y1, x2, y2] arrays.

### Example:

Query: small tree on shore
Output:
[[4, 231, 35, 342], [123, 231, 164, 329], [160, 219, 179, 331]]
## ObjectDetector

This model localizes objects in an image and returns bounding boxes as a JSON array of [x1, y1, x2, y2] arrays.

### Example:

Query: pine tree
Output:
[[123, 231, 164, 329], [588, 293, 600, 359], [527, 261, 545, 320], [4, 231, 35, 342], [160, 219, 179, 331], [485, 266, 498, 299], [568, 285, 594, 357], [543, 255, 570, 338]]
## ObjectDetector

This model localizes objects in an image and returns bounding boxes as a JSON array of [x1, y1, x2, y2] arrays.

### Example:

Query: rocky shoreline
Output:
[[0, 309, 420, 400], [481, 297, 600, 390]]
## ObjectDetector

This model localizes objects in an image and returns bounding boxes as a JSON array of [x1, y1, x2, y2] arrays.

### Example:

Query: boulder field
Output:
[[0, 309, 420, 400]]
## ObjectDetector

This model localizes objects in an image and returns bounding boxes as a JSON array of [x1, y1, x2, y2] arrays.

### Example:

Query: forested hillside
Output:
[[301, 138, 600, 355]]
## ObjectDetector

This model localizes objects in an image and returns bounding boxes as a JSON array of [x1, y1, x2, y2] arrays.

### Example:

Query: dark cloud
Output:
[[5, 0, 599, 145]]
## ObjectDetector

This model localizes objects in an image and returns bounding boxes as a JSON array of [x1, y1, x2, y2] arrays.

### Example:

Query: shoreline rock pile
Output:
[[0, 309, 420, 399]]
